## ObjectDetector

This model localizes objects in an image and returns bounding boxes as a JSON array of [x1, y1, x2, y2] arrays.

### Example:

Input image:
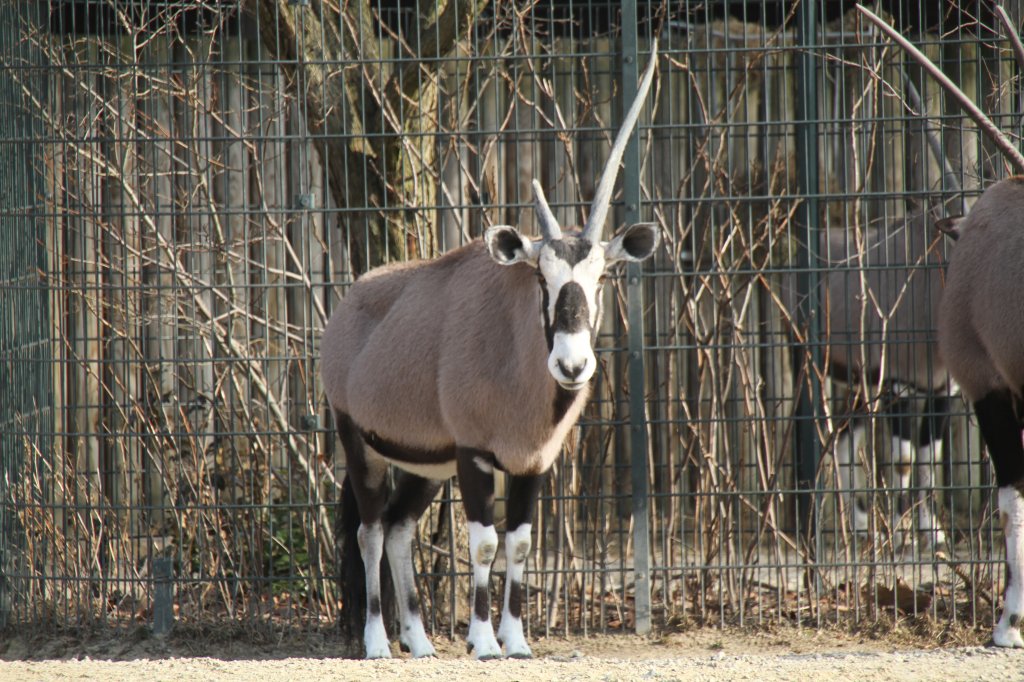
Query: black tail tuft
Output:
[[338, 474, 366, 641]]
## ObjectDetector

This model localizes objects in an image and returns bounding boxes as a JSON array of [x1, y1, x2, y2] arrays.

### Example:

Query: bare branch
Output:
[[856, 3, 1024, 174]]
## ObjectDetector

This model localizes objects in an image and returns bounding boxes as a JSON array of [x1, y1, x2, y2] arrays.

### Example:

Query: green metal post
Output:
[[621, 0, 652, 636], [795, 0, 823, 578]]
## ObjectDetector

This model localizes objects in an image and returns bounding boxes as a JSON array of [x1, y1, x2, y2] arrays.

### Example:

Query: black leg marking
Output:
[[474, 586, 490, 622], [974, 391, 1024, 488], [919, 394, 951, 448], [507, 580, 523, 620], [456, 447, 496, 525], [505, 474, 544, 622], [336, 411, 388, 522], [383, 471, 444, 528], [886, 393, 917, 443], [369, 595, 381, 616], [507, 474, 545, 531], [1009, 561, 1016, 604]]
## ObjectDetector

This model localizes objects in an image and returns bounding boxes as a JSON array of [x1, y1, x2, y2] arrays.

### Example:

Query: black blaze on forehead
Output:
[[553, 282, 589, 334], [546, 238, 594, 266]]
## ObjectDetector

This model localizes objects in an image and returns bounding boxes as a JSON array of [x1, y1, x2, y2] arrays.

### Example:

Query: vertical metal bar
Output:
[[620, 0, 652, 636], [795, 0, 823, 595], [152, 557, 174, 636]]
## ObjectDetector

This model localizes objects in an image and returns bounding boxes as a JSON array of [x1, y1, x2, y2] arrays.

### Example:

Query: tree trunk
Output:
[[254, 0, 489, 272]]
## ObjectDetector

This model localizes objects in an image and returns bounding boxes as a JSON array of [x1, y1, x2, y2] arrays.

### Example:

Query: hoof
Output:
[[992, 626, 1024, 648], [466, 639, 502, 660], [365, 646, 392, 660], [475, 651, 503, 661], [401, 641, 437, 658]]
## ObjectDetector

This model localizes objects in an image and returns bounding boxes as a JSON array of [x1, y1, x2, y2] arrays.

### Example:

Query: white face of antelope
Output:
[[537, 237, 606, 389], [482, 46, 659, 391], [485, 223, 659, 391]]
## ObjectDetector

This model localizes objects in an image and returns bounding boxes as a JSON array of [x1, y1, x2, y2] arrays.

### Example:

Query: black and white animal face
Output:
[[485, 223, 659, 391]]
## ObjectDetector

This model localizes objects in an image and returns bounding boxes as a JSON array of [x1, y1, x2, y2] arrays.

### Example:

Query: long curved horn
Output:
[[582, 40, 658, 242], [532, 179, 562, 241]]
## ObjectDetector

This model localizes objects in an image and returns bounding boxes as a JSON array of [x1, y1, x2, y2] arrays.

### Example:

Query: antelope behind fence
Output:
[[0, 3, 1012, 636]]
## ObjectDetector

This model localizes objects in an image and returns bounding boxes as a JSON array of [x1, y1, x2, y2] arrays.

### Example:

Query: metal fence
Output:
[[1, 0, 1020, 644]]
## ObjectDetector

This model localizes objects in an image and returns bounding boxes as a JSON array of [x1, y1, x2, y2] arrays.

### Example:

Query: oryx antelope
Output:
[[320, 47, 659, 659], [785, 212, 952, 546], [937, 176, 1024, 647]]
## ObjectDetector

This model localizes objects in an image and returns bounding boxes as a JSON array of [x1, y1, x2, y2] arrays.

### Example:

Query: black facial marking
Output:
[[508, 580, 523, 619], [539, 277, 554, 351], [547, 238, 593, 266], [473, 585, 491, 622], [553, 282, 589, 334]]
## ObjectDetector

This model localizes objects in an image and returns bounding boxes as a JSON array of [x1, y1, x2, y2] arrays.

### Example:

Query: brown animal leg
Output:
[[336, 411, 392, 658], [382, 472, 443, 657], [456, 447, 501, 659], [974, 391, 1024, 648], [497, 473, 544, 658]]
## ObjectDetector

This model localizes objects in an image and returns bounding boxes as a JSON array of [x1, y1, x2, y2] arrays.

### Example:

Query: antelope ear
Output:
[[604, 222, 660, 263], [485, 225, 540, 266], [935, 216, 963, 241]]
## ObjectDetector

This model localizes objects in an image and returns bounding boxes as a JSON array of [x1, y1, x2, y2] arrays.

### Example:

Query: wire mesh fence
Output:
[[0, 0, 1020, 645]]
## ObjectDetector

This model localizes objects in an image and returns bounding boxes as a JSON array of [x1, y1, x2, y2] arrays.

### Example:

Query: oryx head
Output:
[[484, 45, 660, 391]]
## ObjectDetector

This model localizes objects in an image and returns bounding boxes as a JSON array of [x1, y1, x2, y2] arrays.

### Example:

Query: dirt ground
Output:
[[2, 622, 1023, 681]]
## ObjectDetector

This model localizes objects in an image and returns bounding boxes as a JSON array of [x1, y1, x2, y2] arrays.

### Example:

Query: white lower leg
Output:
[[837, 426, 869, 532], [915, 441, 946, 547], [358, 521, 391, 659], [890, 436, 915, 547], [385, 519, 434, 658], [466, 521, 501, 659], [497, 524, 532, 658], [995, 486, 1024, 648]]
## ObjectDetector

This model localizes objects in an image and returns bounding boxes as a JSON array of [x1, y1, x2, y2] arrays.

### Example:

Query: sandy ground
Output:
[[3, 624, 1024, 681]]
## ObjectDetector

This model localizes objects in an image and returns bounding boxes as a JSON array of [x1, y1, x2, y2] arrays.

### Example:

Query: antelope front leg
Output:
[[383, 472, 444, 658], [497, 474, 544, 659], [456, 447, 502, 659], [973, 392, 1024, 648], [836, 422, 870, 533], [357, 520, 392, 658], [996, 486, 1024, 648]]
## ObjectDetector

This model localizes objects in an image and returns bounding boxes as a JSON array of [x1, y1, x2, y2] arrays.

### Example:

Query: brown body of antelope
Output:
[[320, 47, 659, 659], [785, 213, 952, 546], [938, 176, 1024, 648]]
